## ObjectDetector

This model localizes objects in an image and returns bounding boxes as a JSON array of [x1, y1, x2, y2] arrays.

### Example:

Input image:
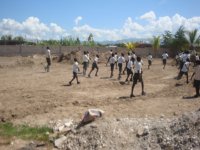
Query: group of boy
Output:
[[45, 46, 200, 98]]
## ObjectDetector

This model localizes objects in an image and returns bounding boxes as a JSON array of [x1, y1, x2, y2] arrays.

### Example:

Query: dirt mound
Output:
[[60, 109, 200, 150]]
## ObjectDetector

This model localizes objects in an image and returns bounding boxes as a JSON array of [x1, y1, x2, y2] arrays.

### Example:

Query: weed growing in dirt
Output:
[[0, 122, 52, 141]]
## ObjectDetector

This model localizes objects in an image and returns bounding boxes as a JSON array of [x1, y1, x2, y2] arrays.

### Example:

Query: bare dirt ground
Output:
[[0, 54, 200, 149]]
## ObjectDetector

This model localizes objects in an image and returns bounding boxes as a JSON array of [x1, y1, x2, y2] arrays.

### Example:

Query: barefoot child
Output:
[[162, 51, 169, 69], [45, 46, 52, 72], [125, 57, 134, 82], [177, 58, 191, 84], [117, 53, 125, 80], [82, 51, 90, 76], [88, 55, 99, 77], [147, 53, 153, 69], [110, 53, 116, 78], [191, 60, 200, 98], [130, 56, 145, 97], [69, 58, 80, 85]]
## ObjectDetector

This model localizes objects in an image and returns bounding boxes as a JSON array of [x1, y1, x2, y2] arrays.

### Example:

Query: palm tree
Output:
[[124, 42, 136, 52], [152, 36, 160, 57], [186, 29, 199, 50]]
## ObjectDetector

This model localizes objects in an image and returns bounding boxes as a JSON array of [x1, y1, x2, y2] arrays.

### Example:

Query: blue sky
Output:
[[1, 0, 200, 41]]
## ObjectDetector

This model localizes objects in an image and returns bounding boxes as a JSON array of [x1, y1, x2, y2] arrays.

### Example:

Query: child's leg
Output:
[[88, 68, 93, 77], [95, 67, 99, 76], [130, 83, 136, 97], [69, 74, 75, 84], [186, 72, 189, 83], [75, 74, 80, 84], [196, 86, 200, 96]]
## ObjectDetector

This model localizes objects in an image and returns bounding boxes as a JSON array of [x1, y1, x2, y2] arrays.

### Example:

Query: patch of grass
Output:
[[0, 122, 52, 141]]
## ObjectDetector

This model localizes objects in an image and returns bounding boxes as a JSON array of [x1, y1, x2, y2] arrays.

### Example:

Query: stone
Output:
[[54, 136, 67, 148]]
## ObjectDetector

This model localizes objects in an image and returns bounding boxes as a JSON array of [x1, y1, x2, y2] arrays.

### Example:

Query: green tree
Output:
[[186, 29, 199, 50], [173, 25, 188, 51], [152, 36, 160, 57], [162, 31, 173, 48], [1, 35, 12, 41]]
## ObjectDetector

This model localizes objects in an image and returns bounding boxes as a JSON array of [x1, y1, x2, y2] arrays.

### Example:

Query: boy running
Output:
[[177, 58, 191, 84], [191, 60, 200, 98], [45, 46, 51, 72], [88, 55, 99, 77], [69, 58, 80, 85], [82, 51, 90, 76], [125, 57, 134, 82], [109, 53, 116, 78], [130, 56, 145, 97], [117, 53, 125, 80], [162, 51, 169, 69], [147, 53, 153, 69]]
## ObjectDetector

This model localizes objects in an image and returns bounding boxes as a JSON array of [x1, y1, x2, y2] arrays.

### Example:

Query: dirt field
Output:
[[0, 55, 199, 127], [0, 54, 200, 149]]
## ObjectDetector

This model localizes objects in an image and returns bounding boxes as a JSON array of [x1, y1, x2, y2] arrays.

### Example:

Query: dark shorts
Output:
[[193, 80, 200, 88], [92, 62, 98, 70], [110, 64, 114, 71], [83, 62, 88, 69], [127, 68, 133, 75], [163, 59, 167, 65], [133, 73, 143, 84], [148, 60, 152, 65], [46, 58, 51, 66], [73, 72, 78, 77], [118, 63, 122, 70]]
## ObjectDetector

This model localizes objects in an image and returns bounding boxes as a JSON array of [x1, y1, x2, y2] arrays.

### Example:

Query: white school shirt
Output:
[[162, 53, 168, 59], [181, 53, 189, 62], [132, 54, 137, 59], [72, 62, 79, 73], [109, 57, 116, 64], [134, 61, 142, 73], [127, 60, 133, 70], [94, 57, 99, 63], [181, 61, 190, 72], [46, 49, 51, 58], [83, 54, 89, 62], [118, 56, 125, 64], [114, 54, 118, 62], [126, 55, 131, 61], [196, 55, 199, 61], [194, 65, 200, 80], [147, 55, 152, 61]]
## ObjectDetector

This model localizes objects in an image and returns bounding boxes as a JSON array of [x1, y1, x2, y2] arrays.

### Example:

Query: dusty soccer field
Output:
[[0, 55, 199, 126]]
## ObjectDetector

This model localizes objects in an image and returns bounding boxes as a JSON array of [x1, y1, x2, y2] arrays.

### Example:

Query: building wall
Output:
[[0, 45, 171, 57]]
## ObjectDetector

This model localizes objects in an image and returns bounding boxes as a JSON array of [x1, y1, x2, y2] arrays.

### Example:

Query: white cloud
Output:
[[1, 12, 200, 41], [140, 11, 156, 21], [74, 16, 82, 25], [0, 17, 69, 40]]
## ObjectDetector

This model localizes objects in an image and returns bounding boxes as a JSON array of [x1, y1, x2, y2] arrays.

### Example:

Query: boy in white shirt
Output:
[[191, 60, 200, 98], [82, 51, 90, 76], [88, 55, 99, 77], [114, 52, 118, 69], [123, 52, 131, 75], [106, 49, 113, 66], [45, 46, 51, 72], [130, 56, 145, 97], [117, 53, 125, 80], [69, 58, 80, 85], [177, 58, 190, 84], [125, 57, 134, 82], [162, 51, 169, 69], [110, 53, 116, 78], [147, 53, 153, 69]]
